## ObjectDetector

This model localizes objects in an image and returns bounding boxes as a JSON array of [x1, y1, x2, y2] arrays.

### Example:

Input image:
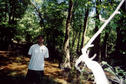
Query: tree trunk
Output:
[[80, 8, 89, 49], [114, 25, 123, 59], [76, 25, 82, 55], [31, 1, 45, 28], [63, 0, 73, 68], [8, 0, 15, 24], [101, 32, 109, 60], [8, 0, 12, 24], [71, 31, 77, 48]]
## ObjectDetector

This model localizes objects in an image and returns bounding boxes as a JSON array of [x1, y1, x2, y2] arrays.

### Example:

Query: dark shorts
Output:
[[26, 69, 44, 83]]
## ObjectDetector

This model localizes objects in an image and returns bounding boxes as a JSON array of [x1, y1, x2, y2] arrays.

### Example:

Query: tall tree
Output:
[[80, 8, 89, 50], [63, 0, 73, 68], [76, 25, 82, 54]]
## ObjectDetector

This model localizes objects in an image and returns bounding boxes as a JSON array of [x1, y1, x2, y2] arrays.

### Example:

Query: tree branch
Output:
[[75, 0, 125, 84], [30, 1, 45, 28]]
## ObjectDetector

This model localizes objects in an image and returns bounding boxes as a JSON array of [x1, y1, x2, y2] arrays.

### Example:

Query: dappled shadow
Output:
[[0, 75, 25, 84], [0, 51, 95, 84], [40, 75, 62, 84], [0, 52, 27, 84], [0, 52, 63, 84], [0, 73, 61, 84]]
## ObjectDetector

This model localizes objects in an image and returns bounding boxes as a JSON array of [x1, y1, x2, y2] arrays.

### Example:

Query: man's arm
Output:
[[44, 48, 49, 58], [28, 45, 33, 58], [28, 55, 31, 58]]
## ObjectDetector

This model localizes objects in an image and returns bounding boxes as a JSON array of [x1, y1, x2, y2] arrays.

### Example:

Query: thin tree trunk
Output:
[[72, 31, 77, 48], [12, 1, 15, 24], [31, 1, 45, 28], [101, 32, 109, 60], [8, 0, 15, 24], [5, 0, 8, 22], [115, 26, 122, 59], [8, 0, 12, 24], [63, 0, 73, 68], [80, 8, 89, 49], [76, 24, 82, 55]]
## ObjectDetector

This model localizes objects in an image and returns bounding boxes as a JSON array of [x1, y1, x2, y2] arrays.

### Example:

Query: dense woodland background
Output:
[[0, 0, 126, 84]]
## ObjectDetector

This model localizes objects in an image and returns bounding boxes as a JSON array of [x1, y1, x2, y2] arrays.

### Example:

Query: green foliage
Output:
[[0, 0, 125, 72], [102, 61, 126, 83], [16, 5, 41, 43], [0, 0, 126, 83], [0, 0, 30, 50], [42, 0, 66, 48]]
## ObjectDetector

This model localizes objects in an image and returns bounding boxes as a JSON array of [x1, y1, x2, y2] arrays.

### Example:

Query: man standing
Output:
[[26, 35, 49, 84]]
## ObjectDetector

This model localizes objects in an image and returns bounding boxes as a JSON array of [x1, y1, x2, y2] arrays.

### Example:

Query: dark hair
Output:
[[37, 35, 44, 39]]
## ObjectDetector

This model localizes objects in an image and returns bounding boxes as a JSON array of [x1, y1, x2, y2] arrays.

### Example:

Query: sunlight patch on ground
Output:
[[1, 62, 28, 76], [45, 61, 68, 84], [0, 54, 69, 84]]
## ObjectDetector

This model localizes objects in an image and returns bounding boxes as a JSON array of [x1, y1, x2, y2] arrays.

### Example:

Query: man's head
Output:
[[37, 35, 44, 44]]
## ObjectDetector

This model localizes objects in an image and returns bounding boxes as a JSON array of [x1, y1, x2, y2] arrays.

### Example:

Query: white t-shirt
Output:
[[28, 44, 49, 71]]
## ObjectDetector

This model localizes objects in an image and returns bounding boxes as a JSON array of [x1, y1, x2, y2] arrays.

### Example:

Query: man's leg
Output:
[[35, 71, 44, 84], [25, 69, 35, 84]]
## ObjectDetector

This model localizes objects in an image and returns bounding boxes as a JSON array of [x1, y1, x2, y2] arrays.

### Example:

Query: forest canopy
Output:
[[0, 0, 126, 74]]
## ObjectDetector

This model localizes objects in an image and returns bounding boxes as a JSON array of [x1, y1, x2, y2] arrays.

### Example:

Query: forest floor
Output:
[[0, 51, 117, 84], [0, 51, 94, 84], [0, 51, 71, 84], [0, 49, 125, 84]]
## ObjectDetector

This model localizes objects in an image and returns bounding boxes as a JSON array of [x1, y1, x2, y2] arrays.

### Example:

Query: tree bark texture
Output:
[[101, 32, 109, 60], [63, 0, 73, 68], [80, 8, 89, 50], [76, 25, 82, 55]]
